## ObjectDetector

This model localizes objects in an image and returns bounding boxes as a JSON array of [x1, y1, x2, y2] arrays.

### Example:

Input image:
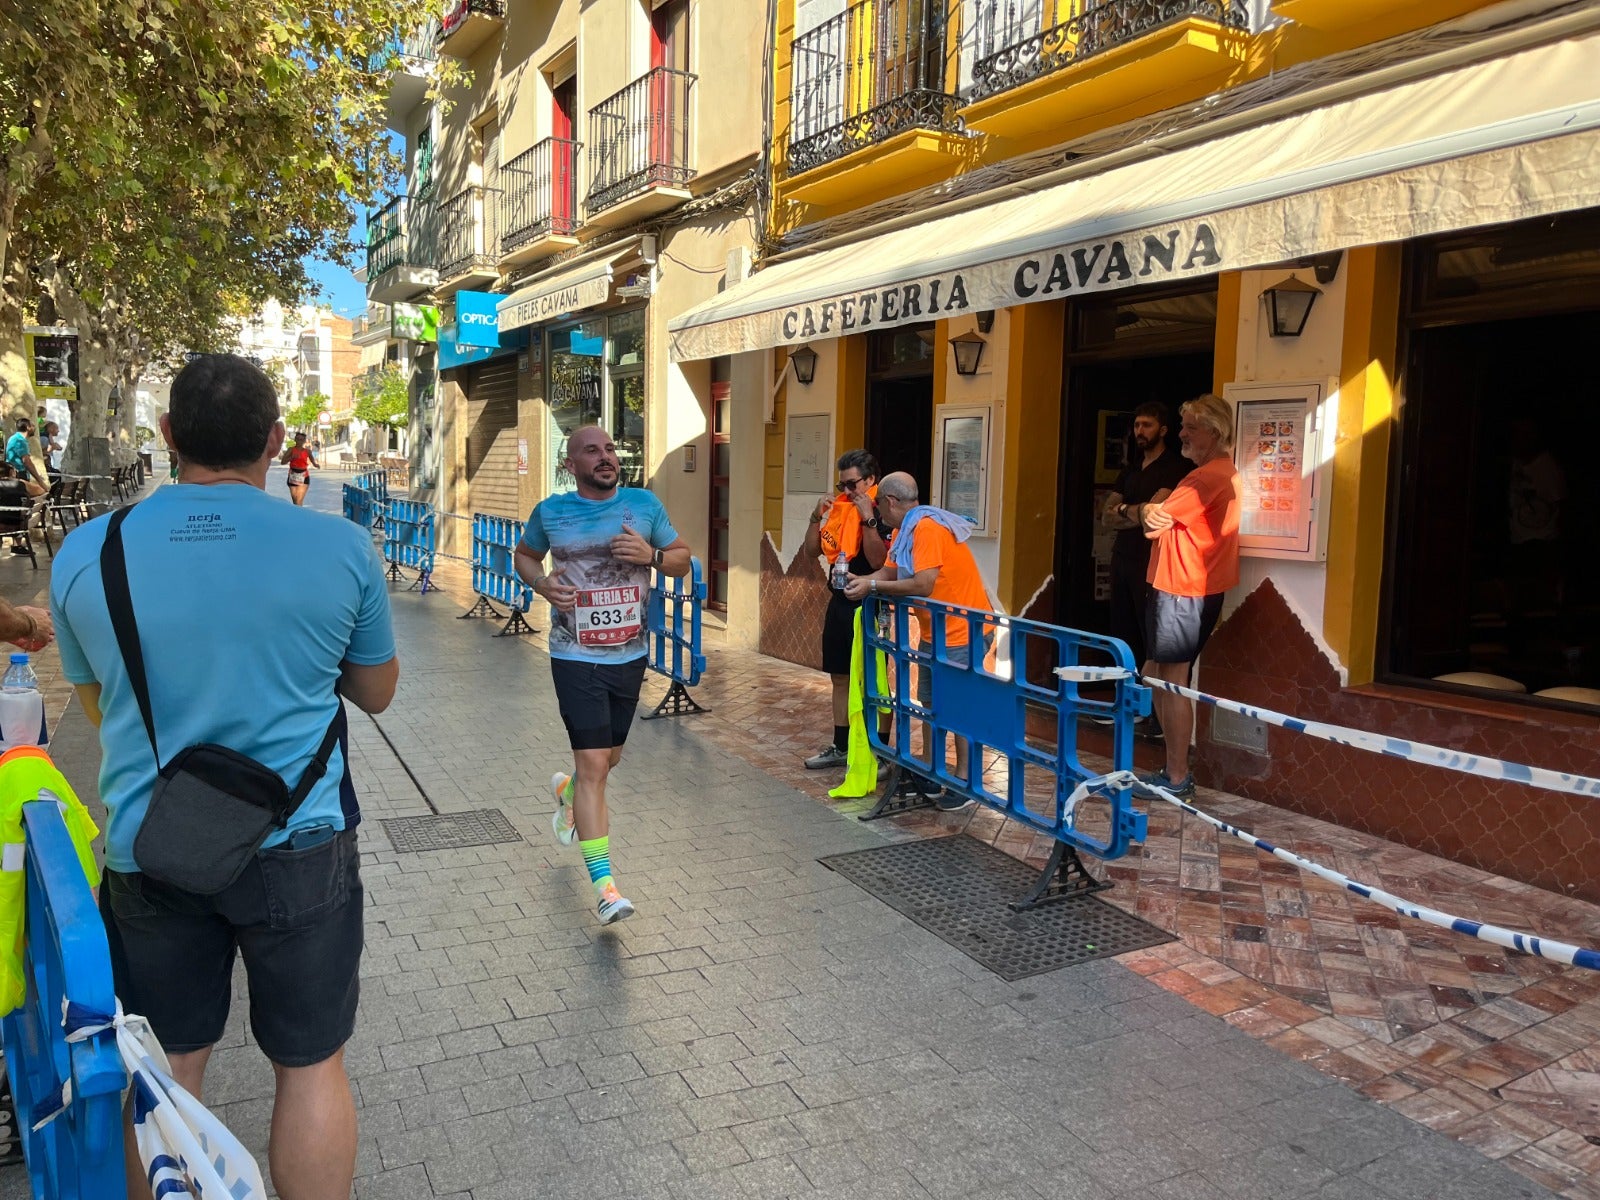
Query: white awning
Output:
[[669, 30, 1600, 361], [498, 254, 618, 333]]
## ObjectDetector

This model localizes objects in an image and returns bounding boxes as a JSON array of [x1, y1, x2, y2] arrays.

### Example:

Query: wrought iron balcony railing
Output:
[[367, 196, 407, 278], [367, 23, 438, 72], [440, 0, 504, 36], [500, 138, 582, 255], [435, 185, 499, 281], [586, 67, 697, 214], [787, 0, 962, 176], [967, 0, 1247, 100]]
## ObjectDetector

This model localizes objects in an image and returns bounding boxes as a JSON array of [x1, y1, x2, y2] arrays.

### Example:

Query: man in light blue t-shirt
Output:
[[50, 353, 398, 1200], [515, 424, 690, 925]]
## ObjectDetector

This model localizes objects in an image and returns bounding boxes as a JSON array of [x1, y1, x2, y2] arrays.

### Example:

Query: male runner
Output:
[[514, 425, 690, 924]]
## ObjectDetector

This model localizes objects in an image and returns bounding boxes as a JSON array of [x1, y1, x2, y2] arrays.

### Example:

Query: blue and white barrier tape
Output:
[[1065, 770, 1600, 972], [1139, 676, 1600, 798]]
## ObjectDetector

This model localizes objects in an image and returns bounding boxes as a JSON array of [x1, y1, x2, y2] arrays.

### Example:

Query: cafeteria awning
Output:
[[668, 29, 1600, 361]]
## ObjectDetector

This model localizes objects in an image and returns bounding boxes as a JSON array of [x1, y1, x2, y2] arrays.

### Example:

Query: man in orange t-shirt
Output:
[[843, 472, 990, 810], [800, 449, 886, 770], [1139, 393, 1240, 798]]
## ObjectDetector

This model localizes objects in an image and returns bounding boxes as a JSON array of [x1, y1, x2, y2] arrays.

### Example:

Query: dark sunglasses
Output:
[[836, 478, 863, 492]]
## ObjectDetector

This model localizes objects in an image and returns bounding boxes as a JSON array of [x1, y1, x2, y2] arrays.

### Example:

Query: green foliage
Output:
[[354, 366, 409, 428], [283, 391, 329, 433]]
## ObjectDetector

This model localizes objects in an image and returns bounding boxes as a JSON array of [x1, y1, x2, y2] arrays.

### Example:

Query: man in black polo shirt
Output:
[[1101, 402, 1189, 724]]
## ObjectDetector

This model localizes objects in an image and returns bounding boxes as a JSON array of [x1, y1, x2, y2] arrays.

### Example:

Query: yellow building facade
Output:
[[675, 0, 1600, 899]]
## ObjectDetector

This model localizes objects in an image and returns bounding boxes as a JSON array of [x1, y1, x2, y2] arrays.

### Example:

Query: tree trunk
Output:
[[50, 275, 115, 493], [0, 298, 35, 422]]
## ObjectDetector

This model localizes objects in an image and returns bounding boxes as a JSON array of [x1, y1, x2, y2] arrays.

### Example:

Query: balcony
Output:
[[961, 0, 1248, 141], [365, 196, 439, 304], [434, 185, 500, 291], [372, 24, 438, 132], [437, 0, 504, 58], [499, 138, 582, 266], [1269, 0, 1499, 30], [352, 303, 393, 346], [585, 67, 697, 229], [784, 0, 965, 204]]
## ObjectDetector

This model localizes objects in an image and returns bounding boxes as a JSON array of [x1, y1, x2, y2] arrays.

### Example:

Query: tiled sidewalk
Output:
[[412, 553, 1600, 1199]]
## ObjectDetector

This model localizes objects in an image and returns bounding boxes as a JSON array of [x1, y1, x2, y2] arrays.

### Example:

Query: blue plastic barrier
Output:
[[1, 802, 126, 1197], [642, 558, 708, 719], [861, 595, 1150, 908], [383, 500, 436, 593], [465, 514, 537, 637]]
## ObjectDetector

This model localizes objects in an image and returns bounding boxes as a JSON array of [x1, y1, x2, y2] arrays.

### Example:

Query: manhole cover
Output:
[[382, 809, 523, 854], [820, 835, 1171, 981]]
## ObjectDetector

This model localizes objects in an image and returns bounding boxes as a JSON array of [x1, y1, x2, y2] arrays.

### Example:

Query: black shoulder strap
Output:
[[101, 504, 344, 807], [100, 506, 160, 765]]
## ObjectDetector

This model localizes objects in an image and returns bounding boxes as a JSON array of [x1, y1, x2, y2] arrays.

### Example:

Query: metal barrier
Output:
[[465, 514, 538, 637], [383, 500, 437, 593], [1, 802, 126, 1196], [642, 558, 708, 720], [861, 595, 1150, 908]]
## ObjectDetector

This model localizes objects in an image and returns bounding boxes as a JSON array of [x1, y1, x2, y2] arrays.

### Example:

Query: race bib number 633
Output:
[[575, 585, 644, 647]]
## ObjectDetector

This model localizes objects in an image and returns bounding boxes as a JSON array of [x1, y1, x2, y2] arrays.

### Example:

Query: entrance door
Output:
[[551, 78, 577, 230], [649, 0, 689, 171], [1055, 284, 1218, 634], [867, 377, 933, 497], [708, 369, 731, 612]]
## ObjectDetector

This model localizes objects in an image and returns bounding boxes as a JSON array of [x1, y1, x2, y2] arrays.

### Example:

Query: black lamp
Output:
[[1262, 276, 1322, 338], [949, 330, 985, 376], [789, 344, 817, 385]]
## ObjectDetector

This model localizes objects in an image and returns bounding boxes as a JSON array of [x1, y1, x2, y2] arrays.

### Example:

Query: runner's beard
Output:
[[576, 464, 619, 493]]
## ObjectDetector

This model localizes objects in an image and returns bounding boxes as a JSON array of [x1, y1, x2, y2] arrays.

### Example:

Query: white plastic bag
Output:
[[115, 1008, 267, 1200]]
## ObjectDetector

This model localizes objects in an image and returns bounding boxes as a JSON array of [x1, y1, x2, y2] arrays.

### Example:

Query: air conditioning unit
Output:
[[615, 272, 653, 299]]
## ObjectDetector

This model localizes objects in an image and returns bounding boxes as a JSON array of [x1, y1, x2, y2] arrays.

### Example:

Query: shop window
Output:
[[546, 309, 647, 493], [1386, 215, 1600, 709]]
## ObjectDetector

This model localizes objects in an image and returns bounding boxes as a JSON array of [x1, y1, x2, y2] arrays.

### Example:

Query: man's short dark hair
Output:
[[836, 448, 878, 479], [15, 418, 32, 434], [1133, 402, 1171, 428], [169, 354, 281, 469]]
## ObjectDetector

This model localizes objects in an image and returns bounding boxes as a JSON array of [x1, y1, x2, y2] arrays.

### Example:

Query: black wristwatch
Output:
[[864, 516, 881, 531]]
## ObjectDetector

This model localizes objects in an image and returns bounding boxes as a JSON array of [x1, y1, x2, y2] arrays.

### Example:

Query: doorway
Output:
[[1055, 284, 1218, 634], [865, 325, 936, 497]]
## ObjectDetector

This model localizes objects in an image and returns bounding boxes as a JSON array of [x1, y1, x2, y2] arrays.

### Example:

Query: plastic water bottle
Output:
[[0, 653, 44, 751], [831, 550, 849, 591]]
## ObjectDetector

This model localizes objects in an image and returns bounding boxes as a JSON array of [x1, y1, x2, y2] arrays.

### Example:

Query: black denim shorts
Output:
[[550, 656, 648, 750], [100, 827, 364, 1067]]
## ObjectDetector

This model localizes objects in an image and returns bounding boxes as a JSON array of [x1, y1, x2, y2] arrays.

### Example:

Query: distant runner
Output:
[[281, 432, 319, 506], [514, 426, 691, 924]]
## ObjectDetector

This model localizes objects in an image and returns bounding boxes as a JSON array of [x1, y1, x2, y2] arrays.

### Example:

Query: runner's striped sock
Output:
[[580, 836, 613, 895]]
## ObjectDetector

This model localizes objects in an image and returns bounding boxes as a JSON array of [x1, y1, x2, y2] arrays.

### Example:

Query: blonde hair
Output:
[[1180, 392, 1233, 449]]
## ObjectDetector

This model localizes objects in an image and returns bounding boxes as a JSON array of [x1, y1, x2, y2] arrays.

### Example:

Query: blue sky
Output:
[[307, 253, 368, 319]]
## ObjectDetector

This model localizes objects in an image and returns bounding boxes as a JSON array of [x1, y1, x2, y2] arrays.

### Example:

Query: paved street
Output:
[[0, 467, 1559, 1199]]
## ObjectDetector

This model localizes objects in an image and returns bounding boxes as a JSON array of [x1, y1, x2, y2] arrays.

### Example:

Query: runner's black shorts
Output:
[[821, 592, 859, 676], [99, 828, 363, 1067], [1145, 589, 1225, 666], [551, 656, 649, 750]]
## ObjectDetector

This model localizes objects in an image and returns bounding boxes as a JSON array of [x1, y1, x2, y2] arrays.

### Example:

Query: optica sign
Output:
[[455, 291, 502, 348]]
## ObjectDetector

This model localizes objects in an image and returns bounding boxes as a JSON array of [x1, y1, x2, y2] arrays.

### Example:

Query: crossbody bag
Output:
[[100, 506, 343, 895]]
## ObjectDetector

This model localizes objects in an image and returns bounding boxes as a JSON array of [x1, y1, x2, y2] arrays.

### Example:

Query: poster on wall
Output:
[[25, 329, 79, 402], [1225, 380, 1334, 561], [517, 438, 528, 475], [935, 407, 990, 531], [786, 413, 830, 495]]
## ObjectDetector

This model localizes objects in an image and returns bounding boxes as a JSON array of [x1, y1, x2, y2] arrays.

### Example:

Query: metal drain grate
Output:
[[820, 835, 1171, 981], [382, 809, 523, 854]]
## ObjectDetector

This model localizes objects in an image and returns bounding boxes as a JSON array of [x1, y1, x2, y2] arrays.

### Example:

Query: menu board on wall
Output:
[[1225, 381, 1332, 561], [786, 413, 831, 495]]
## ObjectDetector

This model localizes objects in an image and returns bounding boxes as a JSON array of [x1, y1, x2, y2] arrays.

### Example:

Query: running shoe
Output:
[[934, 791, 973, 813], [550, 772, 577, 846], [597, 884, 636, 925], [804, 744, 848, 770], [1136, 769, 1195, 799]]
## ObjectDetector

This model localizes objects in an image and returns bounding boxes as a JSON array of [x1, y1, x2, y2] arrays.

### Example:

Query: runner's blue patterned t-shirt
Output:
[[521, 487, 678, 664], [49, 483, 395, 872]]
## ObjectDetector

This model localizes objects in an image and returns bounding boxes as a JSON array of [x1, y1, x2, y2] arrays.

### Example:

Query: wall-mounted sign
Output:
[[392, 303, 439, 343], [24, 328, 78, 402], [498, 263, 613, 333], [454, 291, 502, 348], [1225, 379, 1336, 562]]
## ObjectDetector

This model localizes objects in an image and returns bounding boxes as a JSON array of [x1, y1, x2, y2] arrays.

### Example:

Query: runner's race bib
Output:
[[575, 585, 644, 647]]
